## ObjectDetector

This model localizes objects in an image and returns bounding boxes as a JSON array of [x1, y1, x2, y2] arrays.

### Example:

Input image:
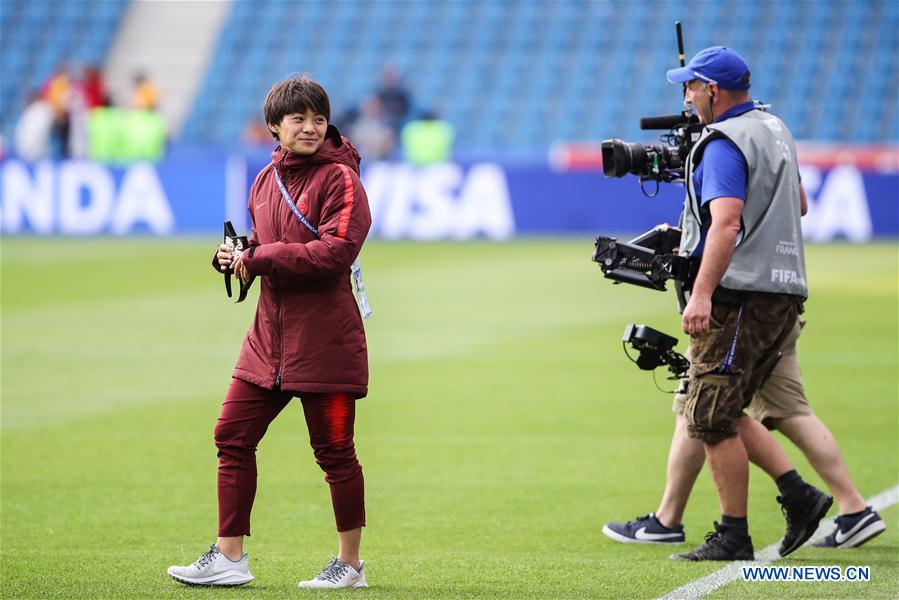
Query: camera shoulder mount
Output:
[[593, 224, 698, 291]]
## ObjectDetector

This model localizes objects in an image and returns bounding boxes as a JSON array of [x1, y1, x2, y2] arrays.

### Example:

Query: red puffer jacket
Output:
[[234, 127, 372, 397]]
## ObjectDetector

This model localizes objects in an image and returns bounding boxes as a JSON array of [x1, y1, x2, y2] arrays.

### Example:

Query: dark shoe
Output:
[[670, 522, 754, 561], [778, 483, 834, 556], [602, 512, 685, 545], [813, 507, 886, 548]]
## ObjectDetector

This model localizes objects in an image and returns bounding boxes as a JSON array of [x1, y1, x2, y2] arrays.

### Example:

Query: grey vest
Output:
[[679, 109, 808, 298]]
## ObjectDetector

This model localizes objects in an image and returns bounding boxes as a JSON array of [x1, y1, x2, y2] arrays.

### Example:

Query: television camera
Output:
[[593, 22, 699, 386]]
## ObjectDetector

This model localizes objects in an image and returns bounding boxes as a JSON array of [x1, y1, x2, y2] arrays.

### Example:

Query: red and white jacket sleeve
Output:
[[242, 165, 372, 278]]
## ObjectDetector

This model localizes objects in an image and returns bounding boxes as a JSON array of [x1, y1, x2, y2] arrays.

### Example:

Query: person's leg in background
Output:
[[749, 329, 867, 514], [655, 414, 706, 528], [778, 414, 886, 547], [737, 415, 795, 479], [601, 393, 700, 545], [777, 415, 865, 513], [748, 322, 884, 548]]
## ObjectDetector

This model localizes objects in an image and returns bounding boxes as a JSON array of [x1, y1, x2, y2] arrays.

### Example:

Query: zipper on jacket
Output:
[[274, 156, 285, 391], [276, 298, 284, 390]]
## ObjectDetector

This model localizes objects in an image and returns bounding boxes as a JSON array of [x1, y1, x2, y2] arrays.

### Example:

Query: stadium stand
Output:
[[2, 0, 897, 156], [103, 0, 230, 136], [0, 0, 127, 144], [179, 0, 897, 153]]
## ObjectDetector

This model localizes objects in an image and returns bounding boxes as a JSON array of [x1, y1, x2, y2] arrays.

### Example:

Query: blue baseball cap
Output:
[[666, 46, 751, 90]]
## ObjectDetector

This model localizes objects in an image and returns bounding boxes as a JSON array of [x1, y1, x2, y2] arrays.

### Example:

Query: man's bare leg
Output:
[[704, 430, 749, 518], [738, 416, 794, 480], [776, 414, 866, 514], [656, 414, 705, 528]]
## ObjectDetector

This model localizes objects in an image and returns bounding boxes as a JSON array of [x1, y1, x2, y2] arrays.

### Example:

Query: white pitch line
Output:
[[655, 484, 899, 600]]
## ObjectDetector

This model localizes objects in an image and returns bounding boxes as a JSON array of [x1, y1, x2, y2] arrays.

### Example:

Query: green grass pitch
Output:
[[1, 238, 896, 599]]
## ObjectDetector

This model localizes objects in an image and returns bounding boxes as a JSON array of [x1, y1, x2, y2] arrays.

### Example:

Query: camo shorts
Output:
[[672, 319, 813, 428], [683, 293, 802, 445]]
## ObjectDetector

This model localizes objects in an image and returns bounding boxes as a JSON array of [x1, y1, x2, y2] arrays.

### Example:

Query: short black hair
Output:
[[263, 75, 330, 139]]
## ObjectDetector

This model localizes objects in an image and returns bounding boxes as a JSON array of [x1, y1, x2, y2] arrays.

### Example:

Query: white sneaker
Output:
[[167, 544, 254, 587], [298, 557, 367, 589]]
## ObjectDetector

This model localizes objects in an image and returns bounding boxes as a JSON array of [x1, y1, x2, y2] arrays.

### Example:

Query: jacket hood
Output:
[[272, 125, 361, 175]]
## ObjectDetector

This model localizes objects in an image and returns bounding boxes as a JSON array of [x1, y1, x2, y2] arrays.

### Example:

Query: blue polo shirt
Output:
[[691, 101, 756, 255]]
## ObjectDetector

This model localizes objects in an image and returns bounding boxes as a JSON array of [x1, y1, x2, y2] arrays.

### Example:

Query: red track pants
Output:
[[214, 377, 365, 536]]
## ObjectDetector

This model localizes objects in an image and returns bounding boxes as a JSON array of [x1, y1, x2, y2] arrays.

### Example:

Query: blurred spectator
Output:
[[132, 72, 159, 110], [32, 63, 106, 159], [349, 95, 396, 161], [83, 68, 166, 163], [401, 111, 455, 166], [243, 116, 275, 147], [88, 107, 166, 163], [82, 66, 110, 109], [14, 92, 54, 161], [42, 65, 70, 113], [375, 66, 411, 134], [41, 65, 71, 157], [67, 68, 90, 159], [331, 105, 360, 134]]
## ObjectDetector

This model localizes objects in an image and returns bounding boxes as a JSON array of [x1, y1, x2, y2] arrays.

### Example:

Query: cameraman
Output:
[[661, 47, 829, 561], [603, 94, 884, 551]]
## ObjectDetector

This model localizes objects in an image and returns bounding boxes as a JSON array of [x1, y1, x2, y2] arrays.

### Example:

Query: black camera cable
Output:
[[622, 341, 685, 394]]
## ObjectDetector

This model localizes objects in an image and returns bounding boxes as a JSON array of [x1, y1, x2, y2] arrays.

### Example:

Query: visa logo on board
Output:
[[799, 165, 873, 242], [363, 162, 515, 240]]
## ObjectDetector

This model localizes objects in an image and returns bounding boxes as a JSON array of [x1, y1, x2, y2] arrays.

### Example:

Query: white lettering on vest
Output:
[[771, 269, 806, 285], [775, 241, 800, 256]]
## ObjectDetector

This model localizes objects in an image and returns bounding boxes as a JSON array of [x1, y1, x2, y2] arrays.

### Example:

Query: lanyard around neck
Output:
[[272, 167, 372, 319], [273, 170, 319, 238]]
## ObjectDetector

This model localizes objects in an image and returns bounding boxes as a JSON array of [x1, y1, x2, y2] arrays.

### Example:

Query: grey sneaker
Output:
[[167, 544, 254, 587], [298, 557, 367, 589]]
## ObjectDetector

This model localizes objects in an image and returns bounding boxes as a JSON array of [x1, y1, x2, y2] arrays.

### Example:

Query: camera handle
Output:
[[223, 221, 253, 303]]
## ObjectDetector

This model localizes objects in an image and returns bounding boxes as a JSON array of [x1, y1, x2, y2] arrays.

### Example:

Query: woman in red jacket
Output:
[[168, 76, 372, 590]]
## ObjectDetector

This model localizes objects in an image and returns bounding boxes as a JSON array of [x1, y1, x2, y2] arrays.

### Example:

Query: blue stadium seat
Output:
[[1, 0, 127, 144], [6, 0, 895, 152]]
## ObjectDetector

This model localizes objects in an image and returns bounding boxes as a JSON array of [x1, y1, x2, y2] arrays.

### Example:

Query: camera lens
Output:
[[601, 139, 649, 178]]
